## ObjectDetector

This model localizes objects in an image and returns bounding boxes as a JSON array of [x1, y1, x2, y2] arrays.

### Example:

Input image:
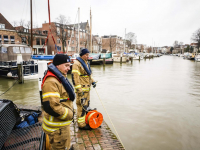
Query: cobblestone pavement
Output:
[[17, 104, 125, 150], [70, 115, 125, 150]]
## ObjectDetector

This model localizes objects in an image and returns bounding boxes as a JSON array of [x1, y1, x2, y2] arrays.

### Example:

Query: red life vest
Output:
[[41, 70, 61, 89]]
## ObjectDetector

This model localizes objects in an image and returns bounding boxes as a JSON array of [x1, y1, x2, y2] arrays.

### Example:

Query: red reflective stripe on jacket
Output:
[[41, 70, 61, 89]]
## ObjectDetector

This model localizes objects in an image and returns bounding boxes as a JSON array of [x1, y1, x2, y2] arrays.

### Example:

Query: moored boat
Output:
[[0, 44, 38, 79], [195, 54, 200, 62]]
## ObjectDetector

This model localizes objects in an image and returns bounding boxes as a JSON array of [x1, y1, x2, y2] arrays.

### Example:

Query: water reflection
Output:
[[0, 56, 200, 150]]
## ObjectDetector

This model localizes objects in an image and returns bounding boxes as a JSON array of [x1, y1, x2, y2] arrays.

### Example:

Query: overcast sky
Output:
[[1, 0, 200, 47]]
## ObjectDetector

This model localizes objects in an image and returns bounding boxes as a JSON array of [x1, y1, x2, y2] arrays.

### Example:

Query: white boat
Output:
[[153, 53, 158, 57], [195, 55, 200, 62], [132, 54, 143, 60], [113, 56, 127, 63], [0, 44, 38, 79]]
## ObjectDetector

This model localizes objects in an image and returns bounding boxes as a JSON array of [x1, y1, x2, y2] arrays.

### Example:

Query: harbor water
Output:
[[0, 56, 200, 150]]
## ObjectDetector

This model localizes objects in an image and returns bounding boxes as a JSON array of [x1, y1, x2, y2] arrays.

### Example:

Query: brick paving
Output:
[[16, 104, 125, 150], [70, 114, 125, 150]]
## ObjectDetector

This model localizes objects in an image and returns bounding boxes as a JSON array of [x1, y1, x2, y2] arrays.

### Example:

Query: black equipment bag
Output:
[[0, 99, 21, 149]]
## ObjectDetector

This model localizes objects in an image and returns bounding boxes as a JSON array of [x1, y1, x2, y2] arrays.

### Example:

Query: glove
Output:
[[78, 92, 84, 97], [92, 82, 96, 88]]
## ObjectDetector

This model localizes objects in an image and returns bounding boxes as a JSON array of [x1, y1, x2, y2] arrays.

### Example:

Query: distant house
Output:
[[0, 13, 47, 55], [0, 13, 20, 44], [41, 21, 90, 55], [101, 35, 124, 54]]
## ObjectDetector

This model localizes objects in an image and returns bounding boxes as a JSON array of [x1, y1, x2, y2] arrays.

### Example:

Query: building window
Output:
[[72, 30, 74, 37], [0, 35, 1, 43], [3, 35, 8, 44], [10, 36, 15, 44], [0, 24, 5, 29], [72, 41, 74, 44], [43, 30, 48, 34], [36, 38, 40, 45], [71, 47, 75, 51], [22, 37, 26, 44], [57, 27, 60, 35], [80, 32, 82, 38], [57, 46, 61, 51], [39, 48, 45, 55], [83, 33, 85, 39], [68, 30, 70, 37], [41, 39, 45, 45], [57, 38, 60, 44]]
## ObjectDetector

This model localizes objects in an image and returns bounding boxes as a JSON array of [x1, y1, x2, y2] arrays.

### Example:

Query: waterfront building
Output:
[[0, 13, 47, 55], [101, 35, 124, 54]]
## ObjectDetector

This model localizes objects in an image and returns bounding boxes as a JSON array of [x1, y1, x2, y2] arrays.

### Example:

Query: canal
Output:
[[0, 56, 200, 150]]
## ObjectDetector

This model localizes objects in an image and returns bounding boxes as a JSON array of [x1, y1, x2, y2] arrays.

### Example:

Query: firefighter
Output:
[[41, 54, 75, 150], [71, 48, 97, 130]]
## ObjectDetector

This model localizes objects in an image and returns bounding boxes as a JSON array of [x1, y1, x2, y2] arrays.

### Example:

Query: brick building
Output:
[[0, 13, 47, 55], [0, 13, 21, 45], [101, 35, 124, 54], [41, 21, 90, 55]]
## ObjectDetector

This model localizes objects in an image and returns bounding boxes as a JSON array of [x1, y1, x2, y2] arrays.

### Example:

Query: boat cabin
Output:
[[0, 44, 33, 66]]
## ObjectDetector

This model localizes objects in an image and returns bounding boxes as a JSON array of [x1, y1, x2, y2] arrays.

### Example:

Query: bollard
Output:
[[131, 57, 133, 63], [17, 62, 24, 84], [139, 56, 140, 61], [103, 58, 105, 66], [120, 56, 122, 64]]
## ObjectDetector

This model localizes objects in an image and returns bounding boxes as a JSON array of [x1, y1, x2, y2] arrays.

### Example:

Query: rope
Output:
[[94, 88, 125, 149], [0, 79, 19, 97]]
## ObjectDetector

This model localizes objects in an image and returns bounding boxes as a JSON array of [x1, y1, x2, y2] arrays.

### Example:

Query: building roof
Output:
[[68, 22, 88, 31], [0, 13, 14, 30]]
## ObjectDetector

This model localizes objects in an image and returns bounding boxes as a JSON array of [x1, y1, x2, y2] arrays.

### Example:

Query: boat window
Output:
[[20, 47, 25, 53], [25, 47, 31, 53], [13, 47, 20, 53], [1, 47, 7, 53]]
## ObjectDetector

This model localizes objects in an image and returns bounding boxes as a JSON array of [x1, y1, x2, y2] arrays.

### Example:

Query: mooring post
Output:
[[103, 53, 106, 66], [120, 56, 122, 64], [17, 62, 24, 84], [17, 54, 24, 84]]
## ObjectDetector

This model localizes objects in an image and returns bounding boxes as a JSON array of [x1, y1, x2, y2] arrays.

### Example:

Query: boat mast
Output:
[[78, 7, 80, 53], [124, 28, 126, 53], [90, 8, 92, 53], [30, 0, 33, 48]]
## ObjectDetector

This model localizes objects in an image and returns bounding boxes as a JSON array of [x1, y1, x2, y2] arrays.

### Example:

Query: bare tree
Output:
[[92, 36, 102, 53], [15, 20, 35, 46], [173, 40, 178, 48], [191, 28, 200, 53], [126, 32, 136, 49], [108, 36, 117, 53], [53, 15, 71, 52]]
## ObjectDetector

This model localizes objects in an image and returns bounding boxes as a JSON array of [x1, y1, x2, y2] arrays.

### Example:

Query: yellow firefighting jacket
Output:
[[42, 75, 73, 134], [72, 58, 95, 93]]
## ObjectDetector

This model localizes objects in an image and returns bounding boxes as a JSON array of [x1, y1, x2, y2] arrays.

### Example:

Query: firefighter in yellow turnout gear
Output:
[[72, 49, 97, 130], [42, 54, 75, 150]]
